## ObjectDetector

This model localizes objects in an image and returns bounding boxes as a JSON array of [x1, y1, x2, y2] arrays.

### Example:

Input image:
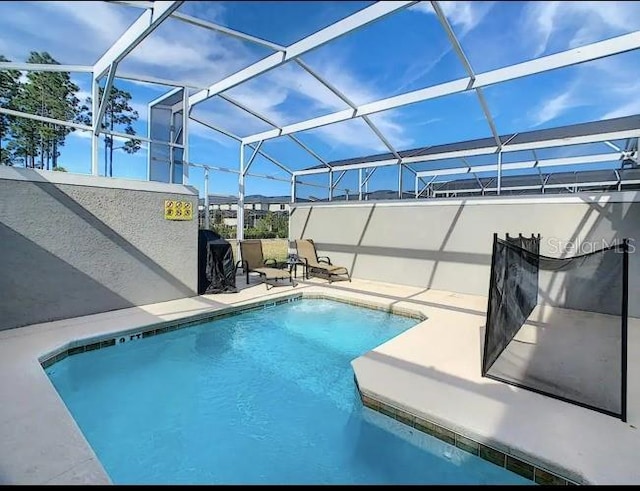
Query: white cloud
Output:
[[197, 48, 413, 152], [602, 100, 640, 120], [76, 90, 91, 103], [528, 86, 577, 127], [608, 79, 640, 98], [525, 1, 640, 58], [188, 118, 238, 147], [513, 2, 640, 129], [179, 1, 227, 24], [403, 1, 495, 93], [313, 119, 390, 154], [1, 1, 262, 88], [41, 1, 132, 46], [416, 117, 443, 126], [68, 130, 92, 140], [190, 98, 276, 138], [2, 1, 416, 156], [537, 51, 640, 124], [528, 1, 561, 57], [130, 101, 149, 121], [297, 58, 370, 107], [411, 1, 494, 36], [2, 1, 137, 64], [69, 131, 139, 146], [439, 1, 493, 36], [567, 3, 637, 48], [130, 37, 214, 70], [409, 4, 434, 17], [123, 79, 170, 92], [223, 78, 294, 127], [275, 56, 412, 150], [599, 79, 640, 119]]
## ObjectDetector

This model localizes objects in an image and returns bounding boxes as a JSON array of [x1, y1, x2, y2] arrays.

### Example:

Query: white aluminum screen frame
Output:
[[0, 0, 638, 229]]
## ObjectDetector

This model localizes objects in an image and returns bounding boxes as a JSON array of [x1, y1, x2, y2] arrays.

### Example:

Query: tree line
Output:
[[203, 210, 289, 239], [0, 51, 140, 175]]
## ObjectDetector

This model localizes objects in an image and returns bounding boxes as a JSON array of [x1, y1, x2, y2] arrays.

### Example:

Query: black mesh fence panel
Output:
[[483, 234, 628, 419], [482, 235, 540, 375]]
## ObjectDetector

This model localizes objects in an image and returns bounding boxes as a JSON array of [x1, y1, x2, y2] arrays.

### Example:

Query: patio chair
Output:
[[237, 240, 292, 289], [294, 239, 351, 283]]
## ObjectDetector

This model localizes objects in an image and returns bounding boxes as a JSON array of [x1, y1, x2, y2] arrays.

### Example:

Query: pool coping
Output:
[[38, 292, 427, 369]]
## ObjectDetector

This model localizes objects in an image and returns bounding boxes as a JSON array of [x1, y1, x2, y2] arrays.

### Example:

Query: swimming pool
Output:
[[46, 298, 531, 484]]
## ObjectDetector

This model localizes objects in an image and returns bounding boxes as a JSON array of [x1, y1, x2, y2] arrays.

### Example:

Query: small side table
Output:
[[284, 254, 306, 279]]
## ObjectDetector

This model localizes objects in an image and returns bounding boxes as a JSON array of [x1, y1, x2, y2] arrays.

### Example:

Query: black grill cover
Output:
[[198, 230, 237, 294]]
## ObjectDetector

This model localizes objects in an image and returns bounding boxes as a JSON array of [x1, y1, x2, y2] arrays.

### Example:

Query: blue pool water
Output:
[[46, 299, 531, 484]]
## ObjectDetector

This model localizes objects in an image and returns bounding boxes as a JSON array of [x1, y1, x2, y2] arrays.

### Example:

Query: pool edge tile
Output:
[[358, 389, 578, 485], [506, 455, 535, 481], [41, 292, 420, 369]]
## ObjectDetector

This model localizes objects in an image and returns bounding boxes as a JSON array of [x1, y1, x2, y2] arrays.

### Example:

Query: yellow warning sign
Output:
[[165, 200, 193, 220]]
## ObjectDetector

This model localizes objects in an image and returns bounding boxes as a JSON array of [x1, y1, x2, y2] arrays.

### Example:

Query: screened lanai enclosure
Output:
[[0, 0, 639, 241], [3, 0, 640, 458]]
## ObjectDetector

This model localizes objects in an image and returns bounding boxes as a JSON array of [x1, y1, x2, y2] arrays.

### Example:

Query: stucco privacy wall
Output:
[[290, 192, 640, 317], [0, 167, 198, 331]]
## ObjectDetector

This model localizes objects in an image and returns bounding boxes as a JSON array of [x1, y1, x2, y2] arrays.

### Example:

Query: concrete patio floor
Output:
[[1, 274, 639, 484]]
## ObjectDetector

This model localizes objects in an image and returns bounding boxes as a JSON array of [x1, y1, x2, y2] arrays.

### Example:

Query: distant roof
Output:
[[316, 114, 640, 169], [311, 190, 414, 202], [198, 195, 295, 205], [430, 167, 640, 194]]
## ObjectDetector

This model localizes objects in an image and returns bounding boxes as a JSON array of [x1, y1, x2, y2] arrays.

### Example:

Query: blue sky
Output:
[[1, 1, 640, 199]]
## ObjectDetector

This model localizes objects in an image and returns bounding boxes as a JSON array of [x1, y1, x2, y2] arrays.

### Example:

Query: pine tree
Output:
[[8, 81, 39, 168], [79, 86, 140, 177], [0, 55, 20, 165], [10, 52, 80, 169]]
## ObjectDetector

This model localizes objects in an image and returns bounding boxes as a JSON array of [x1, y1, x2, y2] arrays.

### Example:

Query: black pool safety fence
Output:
[[483, 233, 629, 421]]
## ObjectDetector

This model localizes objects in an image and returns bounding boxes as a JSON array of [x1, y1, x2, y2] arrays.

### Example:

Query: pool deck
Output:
[[1, 275, 639, 484]]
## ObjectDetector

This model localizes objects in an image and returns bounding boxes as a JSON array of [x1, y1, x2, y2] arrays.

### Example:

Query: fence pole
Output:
[[621, 238, 629, 422], [482, 232, 499, 376]]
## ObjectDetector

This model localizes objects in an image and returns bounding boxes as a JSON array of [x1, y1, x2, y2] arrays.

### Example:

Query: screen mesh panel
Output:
[[483, 234, 628, 419]]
